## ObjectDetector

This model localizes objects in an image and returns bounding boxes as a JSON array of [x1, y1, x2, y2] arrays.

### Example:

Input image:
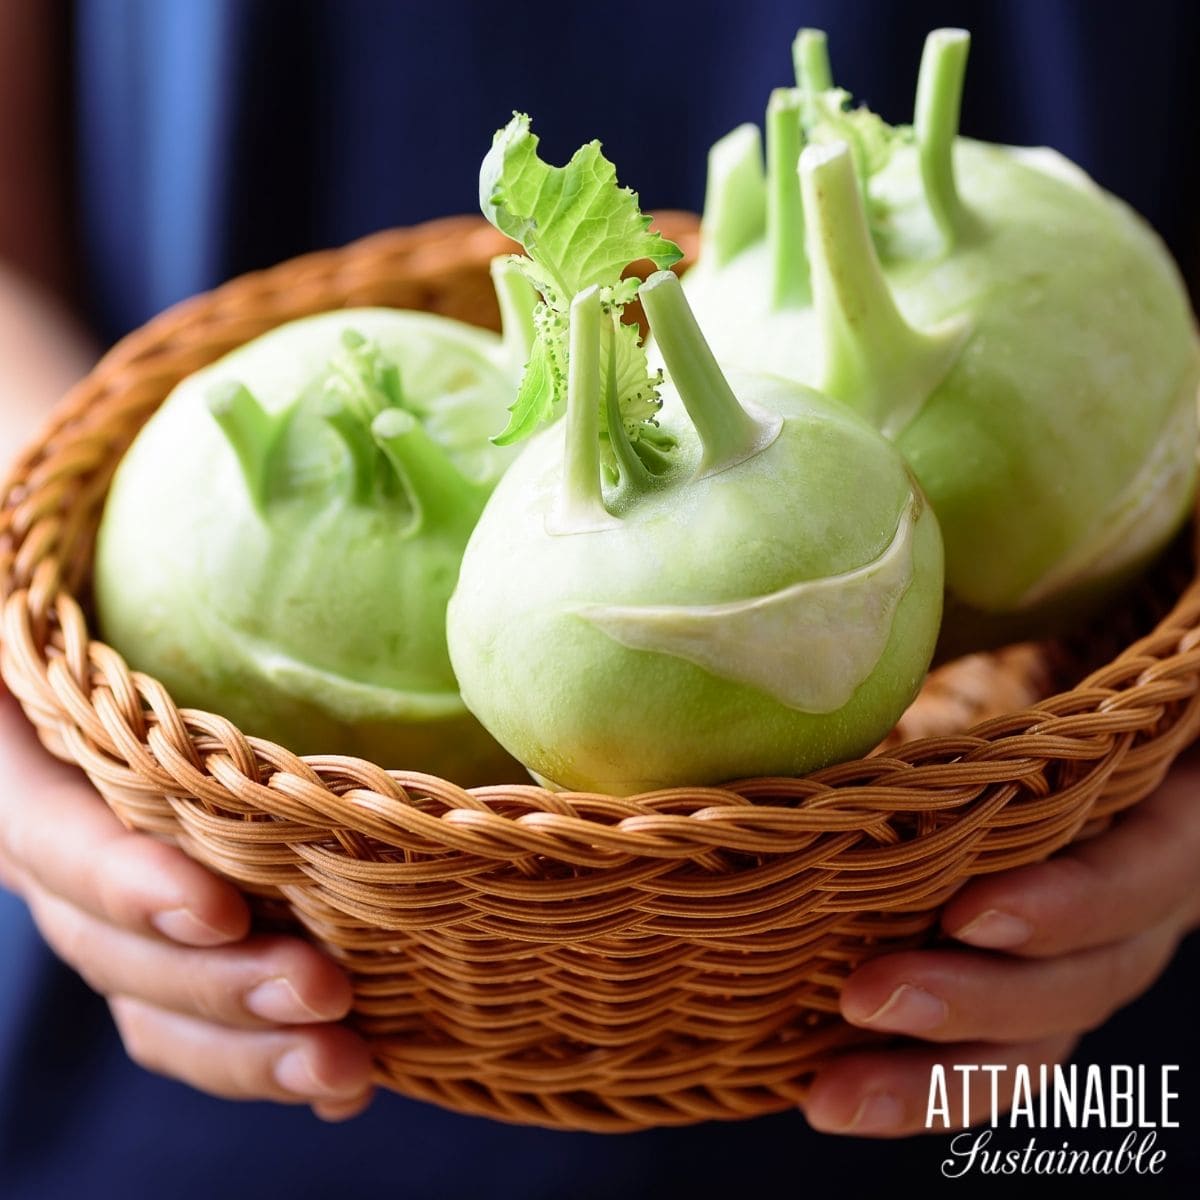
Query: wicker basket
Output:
[[3, 214, 1200, 1134]]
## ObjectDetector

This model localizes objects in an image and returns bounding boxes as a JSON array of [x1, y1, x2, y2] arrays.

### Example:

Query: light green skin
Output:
[[447, 372, 943, 795], [94, 308, 525, 784], [684, 141, 1200, 628]]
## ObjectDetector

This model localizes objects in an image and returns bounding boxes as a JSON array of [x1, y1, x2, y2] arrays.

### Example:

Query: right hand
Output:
[[0, 689, 375, 1121]]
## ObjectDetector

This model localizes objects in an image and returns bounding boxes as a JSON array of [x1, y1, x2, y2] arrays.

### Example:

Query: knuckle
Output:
[[227, 1039, 278, 1098], [30, 895, 97, 984], [0, 808, 47, 891], [1077, 933, 1175, 1034], [1047, 853, 1104, 910], [180, 961, 230, 1024], [92, 837, 146, 927], [0, 852, 24, 895], [54, 911, 93, 975], [1118, 929, 1179, 1004], [0, 812, 24, 877], [110, 1001, 166, 1075], [1076, 963, 1125, 1033], [265, 940, 323, 992]]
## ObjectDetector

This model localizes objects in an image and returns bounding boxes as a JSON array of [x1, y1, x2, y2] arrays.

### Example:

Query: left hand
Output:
[[802, 746, 1200, 1136]]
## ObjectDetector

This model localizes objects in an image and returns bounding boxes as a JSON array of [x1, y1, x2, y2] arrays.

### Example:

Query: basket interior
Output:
[[3, 214, 1200, 1132]]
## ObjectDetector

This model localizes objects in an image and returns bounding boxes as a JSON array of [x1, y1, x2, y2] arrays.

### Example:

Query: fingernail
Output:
[[848, 1092, 905, 1133], [953, 909, 1033, 949], [855, 983, 948, 1033], [275, 1049, 356, 1099], [245, 978, 327, 1024], [151, 907, 232, 947], [312, 1091, 374, 1123]]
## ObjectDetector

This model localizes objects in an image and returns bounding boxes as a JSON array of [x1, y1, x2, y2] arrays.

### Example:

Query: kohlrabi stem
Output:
[[793, 27, 832, 93], [208, 381, 283, 510], [640, 271, 782, 476], [800, 141, 969, 436], [319, 395, 379, 504], [915, 28, 971, 249], [372, 408, 480, 534], [601, 317, 651, 490], [490, 255, 538, 374], [699, 124, 766, 268], [767, 88, 807, 307], [554, 287, 616, 532], [335, 328, 406, 419]]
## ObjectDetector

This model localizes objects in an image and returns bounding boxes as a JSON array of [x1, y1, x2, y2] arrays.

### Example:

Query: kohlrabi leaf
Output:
[[324, 329, 408, 422], [804, 89, 908, 185], [492, 304, 564, 445], [599, 316, 673, 481], [480, 113, 682, 300], [480, 114, 682, 459]]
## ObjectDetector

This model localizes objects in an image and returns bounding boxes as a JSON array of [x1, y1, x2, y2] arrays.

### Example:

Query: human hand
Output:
[[803, 746, 1200, 1136], [0, 690, 374, 1121]]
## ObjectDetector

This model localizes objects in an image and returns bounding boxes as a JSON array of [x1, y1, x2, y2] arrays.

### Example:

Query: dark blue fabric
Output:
[[2, 879, 1196, 1197], [76, 0, 1200, 341], [3, 1, 1197, 1195]]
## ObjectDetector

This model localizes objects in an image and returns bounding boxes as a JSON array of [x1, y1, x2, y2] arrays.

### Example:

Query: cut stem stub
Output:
[[640, 271, 781, 477], [552, 286, 618, 533], [373, 407, 482, 535], [915, 27, 972, 249], [490, 255, 538, 374], [793, 27, 833, 93], [700, 124, 766, 268], [767, 88, 807, 307], [800, 140, 969, 435], [208, 381, 286, 511]]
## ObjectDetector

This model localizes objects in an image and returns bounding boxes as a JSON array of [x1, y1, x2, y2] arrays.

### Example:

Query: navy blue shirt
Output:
[[76, 0, 1200, 340], [3, 1, 1198, 1195]]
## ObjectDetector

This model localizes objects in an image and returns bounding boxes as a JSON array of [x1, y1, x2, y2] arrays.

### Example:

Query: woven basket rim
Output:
[[6, 212, 1200, 1133], [2, 213, 1199, 835]]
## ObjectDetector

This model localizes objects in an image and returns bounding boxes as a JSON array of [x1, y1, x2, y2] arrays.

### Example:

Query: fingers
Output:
[[311, 1091, 378, 1123], [805, 1035, 1077, 1136], [26, 885, 353, 1028], [2, 784, 250, 944], [942, 758, 1200, 957], [812, 749, 1200, 1138], [109, 996, 374, 1106], [840, 921, 1181, 1044], [0, 696, 249, 946], [1, 693, 375, 1121]]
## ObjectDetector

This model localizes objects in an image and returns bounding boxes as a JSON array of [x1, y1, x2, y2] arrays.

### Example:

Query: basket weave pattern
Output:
[[3, 216, 1200, 1132]]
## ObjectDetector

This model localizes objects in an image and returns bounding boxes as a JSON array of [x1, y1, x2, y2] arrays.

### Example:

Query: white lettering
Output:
[[1082, 1064, 1106, 1127], [1053, 1063, 1077, 1128], [1162, 1066, 1179, 1128], [955, 1064, 979, 1129], [982, 1064, 1003, 1127], [1011, 1064, 1035, 1128], [926, 1064, 952, 1129], [1110, 1065, 1133, 1128]]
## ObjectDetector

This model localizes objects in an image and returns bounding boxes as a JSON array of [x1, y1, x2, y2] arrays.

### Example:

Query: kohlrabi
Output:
[[95, 302, 535, 784], [447, 116, 944, 793], [684, 28, 1200, 650]]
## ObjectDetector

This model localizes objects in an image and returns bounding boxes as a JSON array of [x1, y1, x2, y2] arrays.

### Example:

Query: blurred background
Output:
[[5, 0, 1193, 345]]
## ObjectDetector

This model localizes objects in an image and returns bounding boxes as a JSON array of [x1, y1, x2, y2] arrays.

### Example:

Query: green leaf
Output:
[[491, 309, 561, 445], [598, 315, 671, 481], [324, 328, 408, 423], [480, 114, 682, 454], [804, 89, 908, 186], [480, 113, 682, 301], [606, 319, 664, 432]]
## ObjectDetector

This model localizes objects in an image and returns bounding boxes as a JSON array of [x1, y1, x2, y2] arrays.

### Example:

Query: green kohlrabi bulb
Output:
[[94, 305, 535, 784], [683, 29, 1200, 649], [447, 274, 944, 794]]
